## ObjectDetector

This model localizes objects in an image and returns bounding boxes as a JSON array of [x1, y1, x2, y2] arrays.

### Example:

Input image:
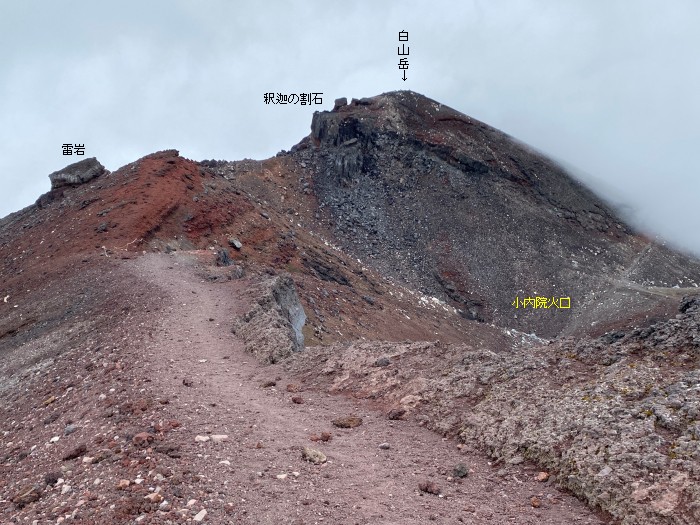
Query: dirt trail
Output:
[[131, 251, 610, 525]]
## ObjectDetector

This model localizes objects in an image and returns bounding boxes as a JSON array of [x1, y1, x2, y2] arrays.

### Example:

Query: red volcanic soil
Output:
[[0, 248, 610, 524], [1, 149, 496, 349]]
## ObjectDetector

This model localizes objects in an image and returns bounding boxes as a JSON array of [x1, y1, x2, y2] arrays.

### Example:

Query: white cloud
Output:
[[1, 0, 698, 254]]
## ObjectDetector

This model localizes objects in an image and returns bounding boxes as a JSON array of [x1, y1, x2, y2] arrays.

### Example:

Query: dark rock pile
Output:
[[288, 91, 700, 337], [48, 157, 107, 190]]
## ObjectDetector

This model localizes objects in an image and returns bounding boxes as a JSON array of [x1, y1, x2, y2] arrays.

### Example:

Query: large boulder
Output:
[[232, 275, 306, 363], [48, 158, 107, 190]]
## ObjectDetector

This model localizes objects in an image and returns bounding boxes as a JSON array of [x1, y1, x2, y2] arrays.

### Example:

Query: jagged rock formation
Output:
[[48, 157, 107, 190], [284, 91, 700, 337], [232, 275, 306, 363]]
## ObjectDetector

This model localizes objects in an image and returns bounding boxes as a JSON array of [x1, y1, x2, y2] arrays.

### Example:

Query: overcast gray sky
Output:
[[1, 0, 698, 255]]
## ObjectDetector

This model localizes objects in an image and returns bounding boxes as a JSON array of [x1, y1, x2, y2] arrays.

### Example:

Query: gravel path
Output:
[[130, 251, 611, 525]]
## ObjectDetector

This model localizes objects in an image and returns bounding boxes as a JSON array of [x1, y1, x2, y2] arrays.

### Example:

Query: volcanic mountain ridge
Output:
[[1, 90, 699, 524]]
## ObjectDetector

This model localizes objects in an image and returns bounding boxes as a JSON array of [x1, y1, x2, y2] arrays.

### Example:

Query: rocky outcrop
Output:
[[232, 275, 306, 363], [288, 295, 700, 525], [295, 91, 700, 338], [48, 158, 107, 190], [270, 276, 306, 350]]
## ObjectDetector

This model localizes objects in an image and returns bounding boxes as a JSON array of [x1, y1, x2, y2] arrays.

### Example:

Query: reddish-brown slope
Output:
[[0, 150, 495, 350]]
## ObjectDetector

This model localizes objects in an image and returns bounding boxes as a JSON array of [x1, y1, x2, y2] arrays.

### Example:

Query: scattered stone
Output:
[[132, 432, 154, 447], [261, 380, 277, 388], [331, 415, 363, 428], [63, 424, 78, 436], [44, 471, 61, 486], [91, 449, 113, 464], [378, 442, 390, 450], [195, 435, 210, 443], [320, 432, 332, 442], [155, 443, 181, 458], [291, 396, 304, 404], [43, 412, 60, 425], [387, 408, 406, 420], [536, 471, 550, 482], [286, 383, 302, 393], [62, 443, 87, 461], [182, 378, 194, 387], [228, 238, 243, 250], [43, 395, 57, 406], [117, 479, 130, 490], [144, 492, 163, 503], [597, 466, 612, 477], [302, 447, 327, 465], [61, 484, 72, 495], [362, 295, 376, 305], [531, 496, 542, 508], [374, 356, 391, 367], [276, 473, 288, 480], [211, 434, 229, 443], [219, 460, 231, 466], [215, 249, 233, 267], [193, 509, 208, 522], [453, 463, 469, 479], [418, 481, 440, 495], [49, 436, 60, 443], [12, 484, 42, 508]]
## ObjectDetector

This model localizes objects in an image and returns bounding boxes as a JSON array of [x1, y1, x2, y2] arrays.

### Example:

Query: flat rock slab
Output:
[[331, 415, 363, 428]]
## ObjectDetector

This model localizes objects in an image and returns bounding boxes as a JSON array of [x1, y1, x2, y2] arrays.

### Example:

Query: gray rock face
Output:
[[232, 275, 306, 363], [271, 276, 306, 350], [48, 158, 107, 190]]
